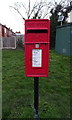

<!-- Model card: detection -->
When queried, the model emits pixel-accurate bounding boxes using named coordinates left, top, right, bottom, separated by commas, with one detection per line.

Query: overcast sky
left=0, top=0, right=27, bottom=34
left=0, top=0, right=70, bottom=34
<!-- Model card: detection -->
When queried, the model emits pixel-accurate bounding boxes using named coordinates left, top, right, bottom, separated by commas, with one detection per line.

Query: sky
left=0, top=0, right=27, bottom=34
left=0, top=0, right=54, bottom=34
left=0, top=0, right=71, bottom=34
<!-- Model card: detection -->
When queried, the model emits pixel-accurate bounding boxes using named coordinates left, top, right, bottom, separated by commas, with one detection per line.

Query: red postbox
left=24, top=19, right=50, bottom=77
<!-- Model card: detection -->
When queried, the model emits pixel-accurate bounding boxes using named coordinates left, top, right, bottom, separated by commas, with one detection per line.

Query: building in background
left=15, top=31, right=24, bottom=43
left=0, top=23, right=16, bottom=49
left=15, top=31, right=24, bottom=49
left=0, top=23, right=15, bottom=37
left=55, top=23, right=72, bottom=56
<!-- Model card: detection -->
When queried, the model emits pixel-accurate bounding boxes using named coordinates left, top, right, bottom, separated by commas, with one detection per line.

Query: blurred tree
left=10, top=0, right=72, bottom=48
left=50, top=0, right=72, bottom=48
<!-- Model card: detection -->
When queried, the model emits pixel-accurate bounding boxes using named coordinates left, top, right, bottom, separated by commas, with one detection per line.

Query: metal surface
left=55, top=23, right=72, bottom=56
left=34, top=77, right=39, bottom=119
left=24, top=19, right=50, bottom=77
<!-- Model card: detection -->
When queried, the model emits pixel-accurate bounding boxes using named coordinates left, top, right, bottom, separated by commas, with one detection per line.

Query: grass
left=2, top=49, right=71, bottom=119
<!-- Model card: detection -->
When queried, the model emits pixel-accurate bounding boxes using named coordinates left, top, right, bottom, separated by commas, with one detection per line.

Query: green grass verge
left=2, top=49, right=71, bottom=119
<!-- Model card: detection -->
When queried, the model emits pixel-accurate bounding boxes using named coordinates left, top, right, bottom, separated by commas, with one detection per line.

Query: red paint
left=24, top=19, right=50, bottom=77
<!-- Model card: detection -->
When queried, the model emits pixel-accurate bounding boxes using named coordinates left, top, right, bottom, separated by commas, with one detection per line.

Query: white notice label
left=32, top=49, right=42, bottom=67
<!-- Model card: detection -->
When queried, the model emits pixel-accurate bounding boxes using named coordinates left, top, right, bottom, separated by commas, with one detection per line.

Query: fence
left=0, top=37, right=16, bottom=49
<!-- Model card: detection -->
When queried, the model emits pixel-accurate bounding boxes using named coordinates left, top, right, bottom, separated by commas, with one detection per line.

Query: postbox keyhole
left=35, top=44, right=39, bottom=48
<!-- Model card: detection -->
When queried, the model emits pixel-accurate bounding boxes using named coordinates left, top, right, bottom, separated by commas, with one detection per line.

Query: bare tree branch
left=28, top=0, right=30, bottom=19
left=20, top=2, right=29, bottom=18
left=10, top=0, right=51, bottom=19
left=28, top=1, right=38, bottom=19
left=32, top=0, right=47, bottom=19
left=10, top=6, right=25, bottom=20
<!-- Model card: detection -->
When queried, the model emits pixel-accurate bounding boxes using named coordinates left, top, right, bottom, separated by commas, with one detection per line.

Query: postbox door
left=25, top=43, right=49, bottom=77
